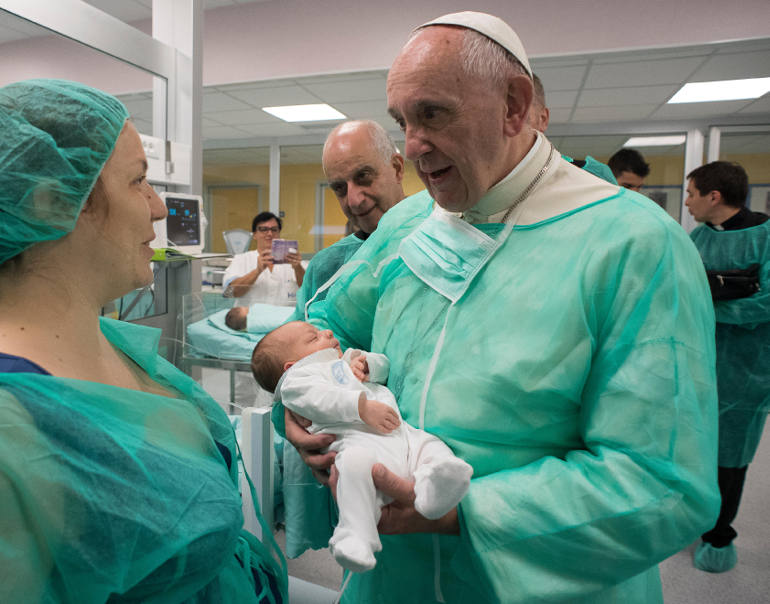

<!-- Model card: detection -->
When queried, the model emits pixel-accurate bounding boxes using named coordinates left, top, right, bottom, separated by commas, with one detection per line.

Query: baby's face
left=232, top=307, right=248, bottom=321
left=284, top=322, right=342, bottom=360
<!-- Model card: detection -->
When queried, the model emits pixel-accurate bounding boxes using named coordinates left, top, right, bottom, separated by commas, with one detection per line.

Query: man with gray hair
left=284, top=11, right=719, bottom=603
left=290, top=119, right=405, bottom=322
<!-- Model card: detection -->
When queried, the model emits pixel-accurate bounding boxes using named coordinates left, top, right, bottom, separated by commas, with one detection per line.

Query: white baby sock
left=329, top=534, right=378, bottom=573
left=413, top=457, right=473, bottom=519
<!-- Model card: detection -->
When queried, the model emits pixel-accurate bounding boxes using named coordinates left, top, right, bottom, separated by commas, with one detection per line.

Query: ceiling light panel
left=624, top=135, right=686, bottom=147
left=262, top=104, right=346, bottom=122
left=668, top=77, right=770, bottom=103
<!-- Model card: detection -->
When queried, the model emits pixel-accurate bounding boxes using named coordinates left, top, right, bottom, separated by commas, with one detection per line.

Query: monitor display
left=151, top=193, right=206, bottom=256
left=166, top=196, right=201, bottom=247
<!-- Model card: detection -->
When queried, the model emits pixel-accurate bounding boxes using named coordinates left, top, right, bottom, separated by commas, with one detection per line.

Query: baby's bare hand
left=359, top=399, right=400, bottom=434
left=350, top=355, right=369, bottom=381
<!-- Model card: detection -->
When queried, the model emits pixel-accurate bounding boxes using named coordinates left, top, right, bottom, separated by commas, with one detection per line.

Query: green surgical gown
left=562, top=154, right=618, bottom=185
left=0, top=318, right=287, bottom=603
left=313, top=186, right=719, bottom=603
left=691, top=221, right=770, bottom=468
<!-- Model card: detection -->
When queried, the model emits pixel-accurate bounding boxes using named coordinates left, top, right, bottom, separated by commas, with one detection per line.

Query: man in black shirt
left=687, top=161, right=770, bottom=573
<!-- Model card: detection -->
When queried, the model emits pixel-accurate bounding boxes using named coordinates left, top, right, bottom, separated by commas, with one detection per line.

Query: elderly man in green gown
left=290, top=120, right=406, bottom=322
left=282, top=11, right=720, bottom=603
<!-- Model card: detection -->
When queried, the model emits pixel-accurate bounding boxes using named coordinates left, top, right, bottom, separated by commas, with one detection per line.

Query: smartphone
left=271, top=238, right=298, bottom=263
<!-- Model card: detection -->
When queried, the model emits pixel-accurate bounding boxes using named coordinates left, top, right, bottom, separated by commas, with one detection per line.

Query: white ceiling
left=190, top=38, right=770, bottom=162
left=1, top=1, right=768, bottom=163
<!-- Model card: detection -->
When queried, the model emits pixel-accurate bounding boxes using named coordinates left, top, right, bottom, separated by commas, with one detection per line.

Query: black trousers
left=701, top=465, right=749, bottom=548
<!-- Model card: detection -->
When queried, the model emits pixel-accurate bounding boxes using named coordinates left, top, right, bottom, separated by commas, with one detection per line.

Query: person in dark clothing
left=687, top=160, right=770, bottom=573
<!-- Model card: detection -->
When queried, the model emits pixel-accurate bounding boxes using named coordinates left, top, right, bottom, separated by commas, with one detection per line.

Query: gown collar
left=461, top=132, right=549, bottom=224
left=99, top=317, right=160, bottom=375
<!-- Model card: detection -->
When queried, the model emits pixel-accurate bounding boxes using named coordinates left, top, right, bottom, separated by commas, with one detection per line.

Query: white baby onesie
left=274, top=347, right=473, bottom=573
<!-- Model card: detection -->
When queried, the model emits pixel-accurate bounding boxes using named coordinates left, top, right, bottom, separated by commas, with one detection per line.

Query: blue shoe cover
left=694, top=541, right=737, bottom=573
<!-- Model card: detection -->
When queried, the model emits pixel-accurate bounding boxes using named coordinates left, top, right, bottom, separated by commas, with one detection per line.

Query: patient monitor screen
left=165, top=196, right=201, bottom=247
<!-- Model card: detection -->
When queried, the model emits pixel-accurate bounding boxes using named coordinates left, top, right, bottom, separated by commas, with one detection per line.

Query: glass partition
left=716, top=126, right=770, bottom=213
left=203, top=144, right=341, bottom=256
left=278, top=144, right=329, bottom=256
left=203, top=147, right=270, bottom=254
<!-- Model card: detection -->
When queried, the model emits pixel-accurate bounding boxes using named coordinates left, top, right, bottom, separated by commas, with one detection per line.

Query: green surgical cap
left=0, top=79, right=129, bottom=264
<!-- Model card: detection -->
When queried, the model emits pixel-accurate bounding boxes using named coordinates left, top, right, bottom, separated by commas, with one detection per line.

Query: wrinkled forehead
left=325, top=147, right=383, bottom=181
left=390, top=25, right=463, bottom=78
left=387, top=27, right=467, bottom=111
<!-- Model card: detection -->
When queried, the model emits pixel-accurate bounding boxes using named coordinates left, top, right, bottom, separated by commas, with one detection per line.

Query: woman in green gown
left=0, top=79, right=287, bottom=603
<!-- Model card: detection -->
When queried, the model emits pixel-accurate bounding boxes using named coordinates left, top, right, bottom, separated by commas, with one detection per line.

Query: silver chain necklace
left=500, top=142, right=557, bottom=224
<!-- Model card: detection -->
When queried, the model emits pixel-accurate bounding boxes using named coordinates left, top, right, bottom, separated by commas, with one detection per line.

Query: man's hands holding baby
left=359, top=398, right=400, bottom=434
left=284, top=407, right=336, bottom=485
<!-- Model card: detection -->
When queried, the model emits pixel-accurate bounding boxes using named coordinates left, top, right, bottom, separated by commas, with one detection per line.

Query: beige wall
left=718, top=153, right=770, bottom=184
left=204, top=152, right=770, bottom=253
left=595, top=152, right=770, bottom=187
left=203, top=159, right=427, bottom=254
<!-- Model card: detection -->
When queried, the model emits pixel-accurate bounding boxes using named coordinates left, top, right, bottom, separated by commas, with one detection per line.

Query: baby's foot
left=414, top=458, right=473, bottom=519
left=329, top=535, right=377, bottom=573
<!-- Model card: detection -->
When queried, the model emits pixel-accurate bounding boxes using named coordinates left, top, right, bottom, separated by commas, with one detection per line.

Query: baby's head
left=225, top=306, right=248, bottom=331
left=251, top=321, right=341, bottom=392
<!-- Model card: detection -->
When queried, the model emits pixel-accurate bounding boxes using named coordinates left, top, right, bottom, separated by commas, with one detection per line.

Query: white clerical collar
left=461, top=132, right=547, bottom=223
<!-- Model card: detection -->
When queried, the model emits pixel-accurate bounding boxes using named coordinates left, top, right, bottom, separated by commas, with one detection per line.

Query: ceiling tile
left=212, top=108, right=284, bottom=125
left=737, top=96, right=770, bottom=114
left=298, top=70, right=387, bottom=85
left=203, top=91, right=253, bottom=112
left=541, top=89, right=579, bottom=109
left=237, top=122, right=310, bottom=137
left=578, top=85, right=678, bottom=107
left=225, top=85, right=321, bottom=107
left=544, top=107, right=572, bottom=123
left=585, top=57, right=707, bottom=88
left=690, top=50, right=770, bottom=82
left=592, top=47, right=711, bottom=64
left=713, top=38, right=770, bottom=55
left=221, top=79, right=298, bottom=92
left=330, top=100, right=389, bottom=120
left=571, top=104, right=659, bottom=123
left=302, top=78, right=387, bottom=103
left=530, top=64, right=587, bottom=91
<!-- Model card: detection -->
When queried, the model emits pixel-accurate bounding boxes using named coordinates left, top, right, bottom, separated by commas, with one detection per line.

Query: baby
left=225, top=306, right=248, bottom=331
left=251, top=321, right=473, bottom=573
